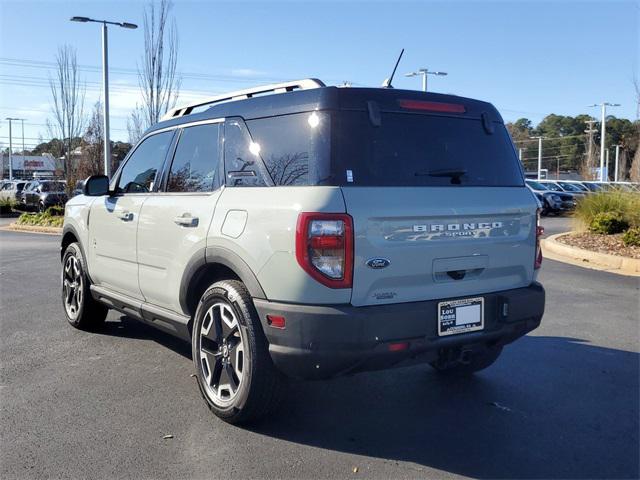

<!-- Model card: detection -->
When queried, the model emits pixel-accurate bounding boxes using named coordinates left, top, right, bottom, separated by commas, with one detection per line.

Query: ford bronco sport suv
left=61, top=79, right=545, bottom=423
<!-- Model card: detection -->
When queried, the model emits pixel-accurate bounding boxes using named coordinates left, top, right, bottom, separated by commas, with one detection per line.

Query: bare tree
left=131, top=0, right=181, bottom=135
left=77, top=101, right=106, bottom=180
left=127, top=104, right=146, bottom=144
left=48, top=45, right=86, bottom=176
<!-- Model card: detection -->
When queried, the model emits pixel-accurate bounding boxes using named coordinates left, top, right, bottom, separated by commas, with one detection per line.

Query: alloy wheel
left=198, top=302, right=246, bottom=407
left=62, top=255, right=83, bottom=320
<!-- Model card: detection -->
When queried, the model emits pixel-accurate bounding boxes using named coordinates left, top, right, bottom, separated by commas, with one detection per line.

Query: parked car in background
left=580, top=181, right=605, bottom=192
left=526, top=180, right=576, bottom=215
left=0, top=180, right=27, bottom=202
left=20, top=180, right=67, bottom=212
left=540, top=180, right=587, bottom=199
left=555, top=180, right=590, bottom=194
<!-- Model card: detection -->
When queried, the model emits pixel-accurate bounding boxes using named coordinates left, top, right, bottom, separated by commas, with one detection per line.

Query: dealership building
left=1, top=153, right=61, bottom=179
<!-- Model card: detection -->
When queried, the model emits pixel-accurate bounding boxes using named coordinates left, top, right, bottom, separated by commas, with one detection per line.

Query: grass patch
left=0, top=198, right=17, bottom=214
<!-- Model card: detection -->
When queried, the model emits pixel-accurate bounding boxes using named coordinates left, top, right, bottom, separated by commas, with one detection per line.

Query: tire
left=61, top=242, right=108, bottom=330
left=38, top=202, right=45, bottom=213
left=430, top=346, right=503, bottom=376
left=192, top=280, right=285, bottom=424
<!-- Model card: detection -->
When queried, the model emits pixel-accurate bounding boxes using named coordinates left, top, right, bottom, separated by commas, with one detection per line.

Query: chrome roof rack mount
left=161, top=78, right=326, bottom=121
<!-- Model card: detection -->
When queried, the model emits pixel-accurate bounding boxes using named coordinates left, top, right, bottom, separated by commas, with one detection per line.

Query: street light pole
left=614, top=145, right=620, bottom=182
left=20, top=118, right=25, bottom=171
left=6, top=118, right=13, bottom=180
left=589, top=102, right=620, bottom=182
left=70, top=16, right=137, bottom=178
left=405, top=68, right=448, bottom=92
left=102, top=23, right=110, bottom=177
left=531, top=136, right=545, bottom=180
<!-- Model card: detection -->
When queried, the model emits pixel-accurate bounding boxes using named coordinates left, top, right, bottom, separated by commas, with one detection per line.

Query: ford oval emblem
left=366, top=258, right=390, bottom=269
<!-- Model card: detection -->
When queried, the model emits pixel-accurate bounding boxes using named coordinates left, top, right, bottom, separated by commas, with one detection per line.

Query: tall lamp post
left=589, top=102, right=620, bottom=182
left=5, top=117, right=23, bottom=180
left=70, top=16, right=137, bottom=178
left=405, top=68, right=448, bottom=92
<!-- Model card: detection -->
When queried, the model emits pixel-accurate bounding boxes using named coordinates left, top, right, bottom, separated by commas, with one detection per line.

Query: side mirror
left=83, top=175, right=110, bottom=196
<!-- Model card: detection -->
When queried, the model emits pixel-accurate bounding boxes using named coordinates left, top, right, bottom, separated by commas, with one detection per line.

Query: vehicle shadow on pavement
left=249, top=335, right=639, bottom=480
left=100, top=316, right=192, bottom=359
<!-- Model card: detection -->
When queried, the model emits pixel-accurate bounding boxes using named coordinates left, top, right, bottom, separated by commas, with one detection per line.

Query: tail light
left=534, top=209, right=544, bottom=269
left=398, top=99, right=466, bottom=113
left=296, top=213, right=353, bottom=288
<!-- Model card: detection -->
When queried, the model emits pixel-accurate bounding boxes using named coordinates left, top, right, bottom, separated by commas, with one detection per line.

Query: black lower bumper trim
left=254, top=283, right=545, bottom=380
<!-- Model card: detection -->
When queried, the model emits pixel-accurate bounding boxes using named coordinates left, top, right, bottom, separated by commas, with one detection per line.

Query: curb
left=2, top=223, right=63, bottom=235
left=541, top=233, right=640, bottom=277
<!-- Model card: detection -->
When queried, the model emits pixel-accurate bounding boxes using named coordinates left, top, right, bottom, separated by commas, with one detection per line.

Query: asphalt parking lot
left=1, top=217, right=638, bottom=480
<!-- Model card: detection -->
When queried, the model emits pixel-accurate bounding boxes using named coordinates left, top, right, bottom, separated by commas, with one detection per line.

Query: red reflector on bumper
left=267, top=315, right=286, bottom=329
left=388, top=342, right=410, bottom=352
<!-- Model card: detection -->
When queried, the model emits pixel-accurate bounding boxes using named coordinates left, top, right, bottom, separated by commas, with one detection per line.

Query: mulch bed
left=557, top=232, right=640, bottom=260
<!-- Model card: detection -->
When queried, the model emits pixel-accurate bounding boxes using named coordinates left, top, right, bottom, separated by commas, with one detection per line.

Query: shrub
left=45, top=205, right=65, bottom=217
left=575, top=191, right=640, bottom=230
left=16, top=212, right=63, bottom=228
left=622, top=227, right=640, bottom=247
left=589, top=211, right=629, bottom=235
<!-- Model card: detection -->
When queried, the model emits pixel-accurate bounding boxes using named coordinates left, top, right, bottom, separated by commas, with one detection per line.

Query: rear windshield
left=331, top=112, right=523, bottom=187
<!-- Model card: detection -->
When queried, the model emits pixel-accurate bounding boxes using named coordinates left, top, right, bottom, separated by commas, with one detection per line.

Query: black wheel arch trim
left=179, top=245, right=267, bottom=315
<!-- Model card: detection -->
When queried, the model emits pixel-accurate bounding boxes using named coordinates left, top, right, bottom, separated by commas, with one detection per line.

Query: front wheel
left=61, top=242, right=108, bottom=330
left=192, top=280, right=285, bottom=424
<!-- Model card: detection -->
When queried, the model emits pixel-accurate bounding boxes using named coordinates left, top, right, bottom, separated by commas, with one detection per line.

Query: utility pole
left=531, top=136, right=545, bottom=180
left=589, top=102, right=620, bottom=182
left=614, top=145, right=620, bottom=182
left=584, top=120, right=597, bottom=178
left=518, top=148, right=523, bottom=162
left=605, top=150, right=610, bottom=181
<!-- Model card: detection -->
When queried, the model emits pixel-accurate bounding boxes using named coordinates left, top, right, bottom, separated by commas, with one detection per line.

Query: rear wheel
left=192, top=280, right=285, bottom=424
left=61, top=242, right=108, bottom=330
left=430, top=346, right=503, bottom=376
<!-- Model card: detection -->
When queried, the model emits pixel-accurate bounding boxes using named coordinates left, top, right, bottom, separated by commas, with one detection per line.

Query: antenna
left=382, top=48, right=404, bottom=88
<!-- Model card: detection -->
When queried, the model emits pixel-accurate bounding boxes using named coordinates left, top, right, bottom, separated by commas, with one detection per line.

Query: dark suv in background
left=20, top=180, right=67, bottom=211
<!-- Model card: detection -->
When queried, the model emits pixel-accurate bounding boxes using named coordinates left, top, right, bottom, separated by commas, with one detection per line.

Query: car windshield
left=526, top=180, right=548, bottom=190
left=40, top=182, right=65, bottom=192
left=558, top=182, right=582, bottom=192
left=542, top=182, right=563, bottom=192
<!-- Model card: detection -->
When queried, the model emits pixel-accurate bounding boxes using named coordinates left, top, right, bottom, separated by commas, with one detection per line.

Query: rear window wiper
left=415, top=168, right=467, bottom=184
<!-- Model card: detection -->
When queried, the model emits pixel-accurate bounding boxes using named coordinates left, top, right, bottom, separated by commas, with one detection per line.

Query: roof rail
left=161, top=78, right=326, bottom=121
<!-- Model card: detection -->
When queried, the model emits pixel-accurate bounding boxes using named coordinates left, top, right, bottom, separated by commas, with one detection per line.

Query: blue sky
left=0, top=0, right=638, bottom=147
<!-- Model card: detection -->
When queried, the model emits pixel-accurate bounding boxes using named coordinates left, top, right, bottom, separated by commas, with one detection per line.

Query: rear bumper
left=254, top=283, right=545, bottom=379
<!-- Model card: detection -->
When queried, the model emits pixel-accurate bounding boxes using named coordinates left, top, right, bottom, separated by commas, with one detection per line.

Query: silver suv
left=61, top=79, right=545, bottom=423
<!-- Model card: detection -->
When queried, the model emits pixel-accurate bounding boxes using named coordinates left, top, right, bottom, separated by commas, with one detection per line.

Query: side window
left=224, top=119, right=268, bottom=187
left=167, top=123, right=220, bottom=192
left=117, top=131, right=173, bottom=193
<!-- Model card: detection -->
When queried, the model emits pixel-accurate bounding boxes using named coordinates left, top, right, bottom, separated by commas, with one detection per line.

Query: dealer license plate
left=438, top=297, right=484, bottom=336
